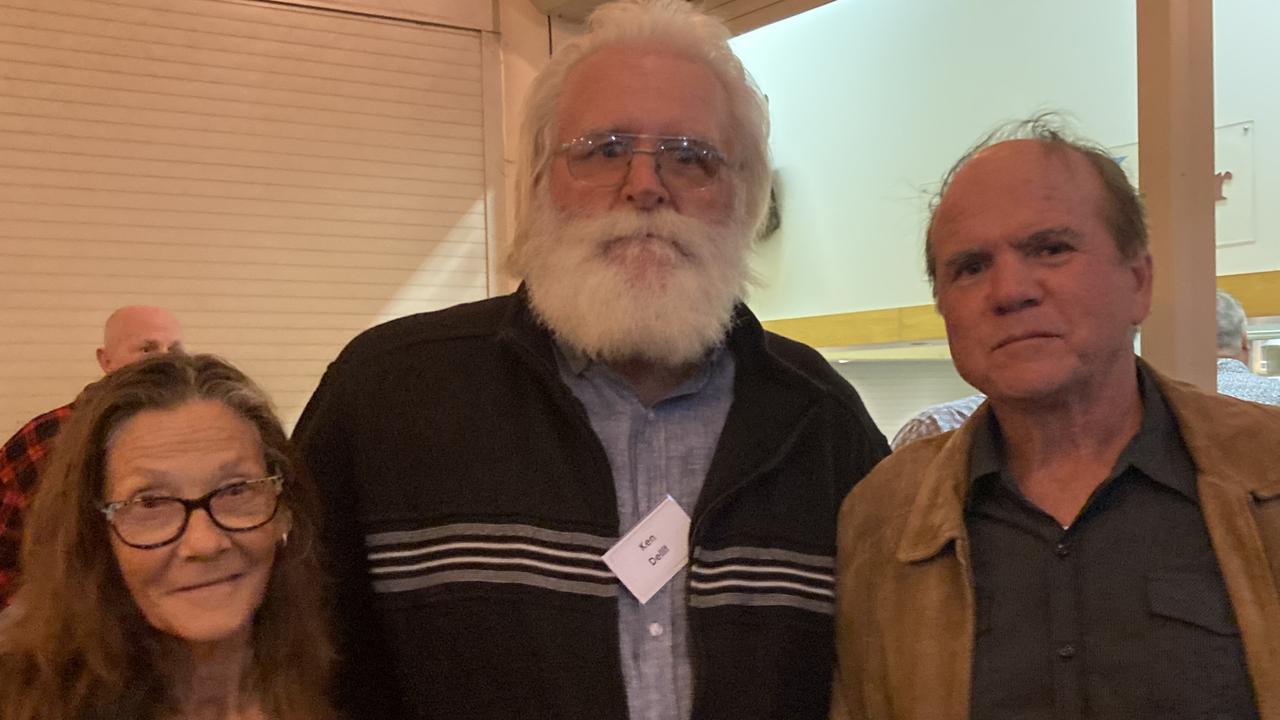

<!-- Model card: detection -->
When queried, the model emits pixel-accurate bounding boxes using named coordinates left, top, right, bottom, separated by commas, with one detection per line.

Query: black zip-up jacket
left=293, top=289, right=888, bottom=720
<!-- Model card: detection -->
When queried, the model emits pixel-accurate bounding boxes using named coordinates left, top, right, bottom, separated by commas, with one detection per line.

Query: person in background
left=890, top=393, right=987, bottom=450
left=0, top=354, right=333, bottom=720
left=1215, top=289, right=1280, bottom=405
left=0, top=305, right=185, bottom=606
left=293, top=1, right=887, bottom=718
left=832, top=117, right=1280, bottom=719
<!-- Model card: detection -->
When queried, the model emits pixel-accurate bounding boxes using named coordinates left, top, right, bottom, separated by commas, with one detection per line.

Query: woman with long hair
left=0, top=353, right=334, bottom=720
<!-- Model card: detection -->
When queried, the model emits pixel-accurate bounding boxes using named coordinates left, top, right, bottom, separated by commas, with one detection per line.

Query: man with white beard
left=294, top=2, right=888, bottom=719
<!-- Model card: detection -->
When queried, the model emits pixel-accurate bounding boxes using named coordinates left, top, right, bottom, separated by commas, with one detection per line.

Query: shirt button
left=1055, top=543, right=1069, bottom=558
left=1057, top=644, right=1077, bottom=659
left=648, top=622, right=665, bottom=637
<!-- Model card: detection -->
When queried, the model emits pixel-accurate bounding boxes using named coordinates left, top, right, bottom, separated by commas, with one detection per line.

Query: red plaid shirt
left=0, top=403, right=73, bottom=606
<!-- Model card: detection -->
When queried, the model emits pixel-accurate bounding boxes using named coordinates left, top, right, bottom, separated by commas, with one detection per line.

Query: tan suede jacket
left=832, top=368, right=1280, bottom=720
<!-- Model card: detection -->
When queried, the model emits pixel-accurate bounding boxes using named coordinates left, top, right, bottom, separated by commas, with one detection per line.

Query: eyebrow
left=1012, top=226, right=1081, bottom=251
left=110, top=474, right=175, bottom=500
left=942, top=248, right=991, bottom=275
left=574, top=127, right=635, bottom=139
left=576, top=129, right=710, bottom=142
left=942, top=226, right=1083, bottom=274
left=112, top=460, right=262, bottom=497
left=118, top=459, right=260, bottom=483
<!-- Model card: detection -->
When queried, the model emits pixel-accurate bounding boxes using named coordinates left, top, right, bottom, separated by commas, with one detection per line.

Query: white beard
left=515, top=193, right=756, bottom=368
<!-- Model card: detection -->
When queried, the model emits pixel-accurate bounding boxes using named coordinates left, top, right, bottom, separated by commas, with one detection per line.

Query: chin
left=170, top=618, right=254, bottom=646
left=984, top=367, right=1081, bottom=405
left=528, top=260, right=735, bottom=367
left=144, top=583, right=268, bottom=646
left=958, top=355, right=1061, bottom=399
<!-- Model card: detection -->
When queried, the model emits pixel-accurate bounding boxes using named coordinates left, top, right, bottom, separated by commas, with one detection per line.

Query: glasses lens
left=112, top=498, right=186, bottom=547
left=209, top=481, right=280, bottom=530
left=657, top=140, right=721, bottom=189
left=563, top=134, right=724, bottom=190
left=565, top=135, right=633, bottom=186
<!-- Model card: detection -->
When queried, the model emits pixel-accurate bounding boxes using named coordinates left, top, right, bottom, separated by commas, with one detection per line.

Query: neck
left=989, top=358, right=1143, bottom=527
left=607, top=356, right=701, bottom=407
left=169, top=630, right=261, bottom=720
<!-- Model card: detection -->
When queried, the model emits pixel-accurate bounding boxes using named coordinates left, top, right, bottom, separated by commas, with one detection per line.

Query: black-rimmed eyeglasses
left=98, top=476, right=284, bottom=550
left=557, top=132, right=728, bottom=191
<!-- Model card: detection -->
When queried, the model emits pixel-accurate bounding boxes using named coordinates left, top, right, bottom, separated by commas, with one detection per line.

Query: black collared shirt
left=966, top=365, right=1259, bottom=720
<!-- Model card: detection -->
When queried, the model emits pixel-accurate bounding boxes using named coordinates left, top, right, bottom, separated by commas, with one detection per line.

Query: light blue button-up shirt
left=557, top=344, right=735, bottom=720
left=1217, top=357, right=1280, bottom=405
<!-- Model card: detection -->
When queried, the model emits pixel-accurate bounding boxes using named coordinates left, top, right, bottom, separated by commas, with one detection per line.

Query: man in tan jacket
left=832, top=118, right=1280, bottom=720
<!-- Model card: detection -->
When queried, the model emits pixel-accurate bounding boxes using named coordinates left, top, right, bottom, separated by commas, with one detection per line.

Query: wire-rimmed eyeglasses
left=557, top=132, right=728, bottom=191
left=98, top=476, right=284, bottom=550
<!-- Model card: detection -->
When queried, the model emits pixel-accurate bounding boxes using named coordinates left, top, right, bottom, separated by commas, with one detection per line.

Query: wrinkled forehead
left=105, top=399, right=265, bottom=490
left=934, top=140, right=1109, bottom=234
left=107, top=314, right=182, bottom=349
left=555, top=43, right=733, bottom=146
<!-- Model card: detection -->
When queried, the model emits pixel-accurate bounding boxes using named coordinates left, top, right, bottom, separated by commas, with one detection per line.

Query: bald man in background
left=0, top=305, right=183, bottom=606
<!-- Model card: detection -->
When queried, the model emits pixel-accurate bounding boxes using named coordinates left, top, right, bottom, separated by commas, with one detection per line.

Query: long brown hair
left=0, top=354, right=334, bottom=720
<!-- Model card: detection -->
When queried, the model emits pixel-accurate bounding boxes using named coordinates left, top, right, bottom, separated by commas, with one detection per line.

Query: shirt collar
left=1217, top=357, right=1250, bottom=374
left=555, top=338, right=593, bottom=376
left=553, top=338, right=728, bottom=403
left=967, top=360, right=1197, bottom=503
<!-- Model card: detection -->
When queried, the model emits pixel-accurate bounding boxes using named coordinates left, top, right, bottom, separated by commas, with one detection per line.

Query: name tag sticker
left=603, top=496, right=691, bottom=604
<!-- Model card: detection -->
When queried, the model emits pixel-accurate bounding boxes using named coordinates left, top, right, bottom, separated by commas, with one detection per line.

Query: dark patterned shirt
left=966, top=367, right=1257, bottom=720
left=0, top=404, right=73, bottom=606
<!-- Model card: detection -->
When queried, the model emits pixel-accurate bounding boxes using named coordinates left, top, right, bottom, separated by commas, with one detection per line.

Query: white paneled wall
left=269, top=0, right=495, bottom=31
left=0, top=0, right=494, bottom=433
left=831, top=359, right=978, bottom=442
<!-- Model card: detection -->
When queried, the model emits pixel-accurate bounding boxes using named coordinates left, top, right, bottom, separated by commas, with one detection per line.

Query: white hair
left=506, top=0, right=771, bottom=277
left=1216, top=290, right=1248, bottom=351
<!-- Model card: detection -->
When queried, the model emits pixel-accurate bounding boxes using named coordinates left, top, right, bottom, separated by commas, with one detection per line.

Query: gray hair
left=1216, top=290, right=1248, bottom=351
left=506, top=0, right=772, bottom=277
left=925, top=113, right=1147, bottom=293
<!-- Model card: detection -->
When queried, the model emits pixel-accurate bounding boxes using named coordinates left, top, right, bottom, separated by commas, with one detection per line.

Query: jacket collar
left=895, top=399, right=988, bottom=563
left=894, top=359, right=1280, bottom=563
left=1152, top=365, right=1280, bottom=500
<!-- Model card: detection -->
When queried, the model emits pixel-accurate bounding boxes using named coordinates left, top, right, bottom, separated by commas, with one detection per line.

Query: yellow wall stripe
left=762, top=270, right=1280, bottom=348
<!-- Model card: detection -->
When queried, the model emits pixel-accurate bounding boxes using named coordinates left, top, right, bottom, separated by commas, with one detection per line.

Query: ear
left=275, top=506, right=294, bottom=543
left=1128, top=253, right=1154, bottom=325
left=95, top=347, right=111, bottom=374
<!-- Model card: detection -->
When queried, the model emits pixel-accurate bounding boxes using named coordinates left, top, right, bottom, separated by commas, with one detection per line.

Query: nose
left=177, top=508, right=232, bottom=558
left=988, top=257, right=1042, bottom=316
left=619, top=151, right=669, bottom=211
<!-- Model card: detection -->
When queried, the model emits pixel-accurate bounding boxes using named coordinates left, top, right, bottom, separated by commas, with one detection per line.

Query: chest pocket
left=1144, top=572, right=1258, bottom=720
left=1148, top=572, right=1239, bottom=635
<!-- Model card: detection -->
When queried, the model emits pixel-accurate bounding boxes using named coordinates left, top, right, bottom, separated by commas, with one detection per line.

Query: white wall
left=1213, top=0, right=1280, bottom=277
left=732, top=0, right=1280, bottom=321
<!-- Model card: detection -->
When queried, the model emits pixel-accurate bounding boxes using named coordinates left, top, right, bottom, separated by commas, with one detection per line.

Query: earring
left=279, top=530, right=289, bottom=548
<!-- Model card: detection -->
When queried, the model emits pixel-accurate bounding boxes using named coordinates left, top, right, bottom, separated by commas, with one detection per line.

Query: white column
left=1136, top=0, right=1217, bottom=390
